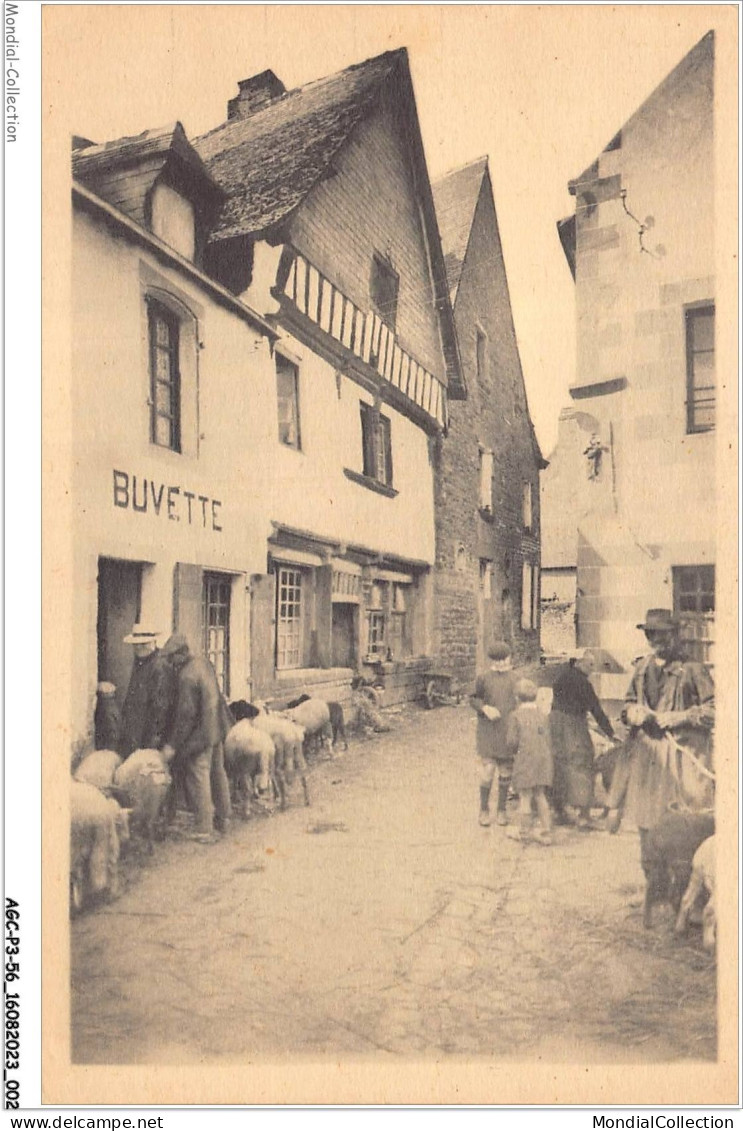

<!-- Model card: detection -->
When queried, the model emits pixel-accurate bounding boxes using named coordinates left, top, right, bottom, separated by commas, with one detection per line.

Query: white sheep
left=675, top=834, right=716, bottom=951
left=113, top=749, right=172, bottom=853
left=70, top=780, right=130, bottom=913
left=251, top=709, right=310, bottom=807
left=224, top=720, right=278, bottom=816
left=283, top=697, right=333, bottom=759
left=73, top=749, right=122, bottom=791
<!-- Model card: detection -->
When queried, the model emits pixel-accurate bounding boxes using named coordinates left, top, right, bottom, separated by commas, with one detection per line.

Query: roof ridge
left=200, top=47, right=405, bottom=142
left=432, top=154, right=489, bottom=186
left=73, top=121, right=183, bottom=159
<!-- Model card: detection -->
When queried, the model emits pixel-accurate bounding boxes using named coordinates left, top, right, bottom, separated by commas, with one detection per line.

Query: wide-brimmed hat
left=122, top=623, right=160, bottom=645
left=636, top=609, right=678, bottom=632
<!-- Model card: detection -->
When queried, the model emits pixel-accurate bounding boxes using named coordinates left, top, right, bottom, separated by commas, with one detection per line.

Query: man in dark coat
left=119, top=625, right=177, bottom=759
left=161, top=634, right=233, bottom=842
left=607, top=609, right=714, bottom=838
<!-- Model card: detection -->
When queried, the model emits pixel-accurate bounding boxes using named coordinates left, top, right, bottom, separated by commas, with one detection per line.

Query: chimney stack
left=227, top=71, right=286, bottom=120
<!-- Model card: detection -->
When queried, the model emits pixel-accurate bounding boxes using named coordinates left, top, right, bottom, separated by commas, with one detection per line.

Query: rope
left=666, top=731, right=716, bottom=782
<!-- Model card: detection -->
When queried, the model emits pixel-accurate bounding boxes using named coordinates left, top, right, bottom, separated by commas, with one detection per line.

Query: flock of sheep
left=70, top=695, right=348, bottom=914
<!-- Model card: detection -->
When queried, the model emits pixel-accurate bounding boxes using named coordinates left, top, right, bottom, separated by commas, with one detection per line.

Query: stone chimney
left=227, top=71, right=286, bottom=120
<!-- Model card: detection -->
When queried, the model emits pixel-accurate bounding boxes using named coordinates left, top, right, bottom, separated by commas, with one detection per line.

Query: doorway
left=97, top=558, right=143, bottom=710
left=332, top=603, right=357, bottom=668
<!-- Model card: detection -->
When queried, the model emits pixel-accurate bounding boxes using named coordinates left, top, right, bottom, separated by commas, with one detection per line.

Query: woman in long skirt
left=549, top=649, right=615, bottom=828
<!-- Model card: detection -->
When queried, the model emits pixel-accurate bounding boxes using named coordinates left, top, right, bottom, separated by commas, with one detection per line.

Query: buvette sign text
left=112, top=469, right=222, bottom=531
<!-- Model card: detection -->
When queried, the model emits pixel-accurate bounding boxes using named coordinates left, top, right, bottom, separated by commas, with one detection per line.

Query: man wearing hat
left=119, top=624, right=178, bottom=760
left=160, top=634, right=233, bottom=843
left=606, top=609, right=714, bottom=839
left=470, top=641, right=519, bottom=827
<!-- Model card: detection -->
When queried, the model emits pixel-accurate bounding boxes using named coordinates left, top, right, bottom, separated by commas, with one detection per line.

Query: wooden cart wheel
left=359, top=685, right=381, bottom=708
left=424, top=679, right=438, bottom=710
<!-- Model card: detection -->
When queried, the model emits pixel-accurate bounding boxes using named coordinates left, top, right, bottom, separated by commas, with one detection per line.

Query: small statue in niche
left=583, top=433, right=609, bottom=481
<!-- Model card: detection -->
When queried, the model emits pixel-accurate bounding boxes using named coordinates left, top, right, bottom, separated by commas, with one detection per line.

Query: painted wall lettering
left=112, top=470, right=223, bottom=531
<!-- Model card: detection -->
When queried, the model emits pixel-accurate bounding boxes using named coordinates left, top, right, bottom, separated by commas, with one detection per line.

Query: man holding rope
left=606, top=608, right=715, bottom=851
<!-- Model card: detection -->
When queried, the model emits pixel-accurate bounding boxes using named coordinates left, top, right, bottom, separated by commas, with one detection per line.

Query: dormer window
left=150, top=182, right=196, bottom=261
left=370, top=253, right=399, bottom=330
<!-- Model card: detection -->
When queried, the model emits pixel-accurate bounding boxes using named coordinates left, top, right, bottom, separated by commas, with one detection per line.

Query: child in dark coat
left=505, top=678, right=554, bottom=844
left=94, top=682, right=121, bottom=752
left=470, top=641, right=519, bottom=827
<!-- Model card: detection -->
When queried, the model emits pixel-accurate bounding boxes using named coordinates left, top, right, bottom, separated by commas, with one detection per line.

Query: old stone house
left=543, top=31, right=716, bottom=703
left=71, top=123, right=277, bottom=748
left=194, top=50, right=464, bottom=704
left=431, top=158, right=546, bottom=679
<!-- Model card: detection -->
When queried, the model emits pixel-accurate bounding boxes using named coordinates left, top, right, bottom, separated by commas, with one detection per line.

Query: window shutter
left=531, top=565, right=539, bottom=631
left=523, top=483, right=533, bottom=530
left=173, top=562, right=204, bottom=654
left=250, top=572, right=277, bottom=694
left=521, top=562, right=532, bottom=631
left=360, top=403, right=375, bottom=478
left=479, top=450, right=493, bottom=510
left=382, top=417, right=393, bottom=486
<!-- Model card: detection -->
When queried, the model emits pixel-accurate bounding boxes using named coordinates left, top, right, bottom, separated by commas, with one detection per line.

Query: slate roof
left=433, top=156, right=547, bottom=468
left=72, top=121, right=224, bottom=228
left=195, top=48, right=464, bottom=398
left=195, top=51, right=402, bottom=241
left=431, top=157, right=488, bottom=303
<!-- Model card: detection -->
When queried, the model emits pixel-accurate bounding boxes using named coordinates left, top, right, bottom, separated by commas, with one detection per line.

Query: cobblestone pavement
left=71, top=704, right=716, bottom=1064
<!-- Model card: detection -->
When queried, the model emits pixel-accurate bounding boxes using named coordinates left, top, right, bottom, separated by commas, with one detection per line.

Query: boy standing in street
left=471, top=641, right=518, bottom=827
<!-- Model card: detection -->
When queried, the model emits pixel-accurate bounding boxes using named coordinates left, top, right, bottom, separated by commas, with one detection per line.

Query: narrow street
left=71, top=704, right=716, bottom=1065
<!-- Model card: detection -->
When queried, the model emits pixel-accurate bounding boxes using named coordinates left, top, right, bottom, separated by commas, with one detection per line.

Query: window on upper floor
left=360, top=402, right=393, bottom=487
left=479, top=559, right=493, bottom=599
left=476, top=327, right=488, bottom=384
left=479, top=449, right=494, bottom=512
left=148, top=298, right=181, bottom=452
left=276, top=354, right=301, bottom=450
left=370, top=253, right=399, bottom=331
left=685, top=304, right=715, bottom=433
left=523, top=482, right=533, bottom=531
left=673, top=564, right=715, bottom=665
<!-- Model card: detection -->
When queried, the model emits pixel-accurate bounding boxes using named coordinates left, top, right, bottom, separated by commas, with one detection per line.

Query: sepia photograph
left=37, top=0, right=738, bottom=1110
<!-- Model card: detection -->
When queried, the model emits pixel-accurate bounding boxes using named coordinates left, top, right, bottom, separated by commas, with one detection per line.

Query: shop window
left=276, top=566, right=304, bottom=670
left=367, top=610, right=386, bottom=657
left=523, top=482, right=533, bottom=531
left=202, top=572, right=231, bottom=696
left=370, top=253, right=399, bottom=330
left=388, top=584, right=408, bottom=659
left=673, top=564, right=715, bottom=663
left=276, top=354, right=301, bottom=449
left=521, top=562, right=539, bottom=631
left=148, top=299, right=181, bottom=451
left=685, top=304, right=715, bottom=433
left=360, top=402, right=393, bottom=487
left=479, top=449, right=493, bottom=511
